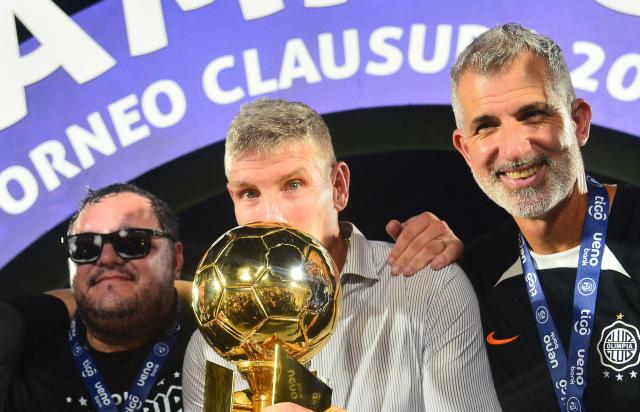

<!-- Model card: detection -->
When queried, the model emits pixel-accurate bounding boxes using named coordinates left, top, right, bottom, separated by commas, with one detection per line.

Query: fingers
left=262, top=403, right=343, bottom=412
left=394, top=229, right=448, bottom=276
left=429, top=233, right=464, bottom=271
left=387, top=218, right=418, bottom=271
left=385, top=219, right=403, bottom=242
left=387, top=212, right=465, bottom=275
left=388, top=212, right=436, bottom=261
left=388, top=212, right=445, bottom=275
left=263, top=402, right=312, bottom=412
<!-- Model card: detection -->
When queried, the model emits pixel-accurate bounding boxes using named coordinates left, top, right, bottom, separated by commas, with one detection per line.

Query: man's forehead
left=73, top=192, right=158, bottom=232
left=230, top=143, right=326, bottom=175
left=234, top=138, right=317, bottom=158
left=458, top=58, right=551, bottom=113
left=459, top=54, right=549, bottom=91
left=230, top=165, right=310, bottom=187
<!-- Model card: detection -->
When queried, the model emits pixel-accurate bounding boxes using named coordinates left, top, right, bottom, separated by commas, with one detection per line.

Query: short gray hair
left=450, top=23, right=575, bottom=130
left=224, top=98, right=336, bottom=178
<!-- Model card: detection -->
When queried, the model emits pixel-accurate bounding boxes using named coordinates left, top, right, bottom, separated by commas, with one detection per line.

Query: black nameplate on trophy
left=272, top=345, right=332, bottom=412
left=204, top=361, right=234, bottom=412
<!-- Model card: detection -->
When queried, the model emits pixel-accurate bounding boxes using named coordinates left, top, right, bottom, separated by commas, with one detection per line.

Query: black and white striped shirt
left=183, top=224, right=500, bottom=411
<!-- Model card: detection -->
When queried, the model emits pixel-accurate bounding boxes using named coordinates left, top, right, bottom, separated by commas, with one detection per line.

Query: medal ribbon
left=69, top=304, right=181, bottom=411
left=519, top=176, right=609, bottom=412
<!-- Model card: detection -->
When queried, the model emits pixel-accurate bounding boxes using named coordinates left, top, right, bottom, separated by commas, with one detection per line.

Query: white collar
left=495, top=244, right=630, bottom=287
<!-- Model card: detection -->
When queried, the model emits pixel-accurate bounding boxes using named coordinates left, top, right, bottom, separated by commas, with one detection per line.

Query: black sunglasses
left=61, top=228, right=174, bottom=264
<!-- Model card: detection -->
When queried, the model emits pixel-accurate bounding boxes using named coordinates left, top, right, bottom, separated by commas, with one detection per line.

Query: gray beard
left=472, top=141, right=584, bottom=219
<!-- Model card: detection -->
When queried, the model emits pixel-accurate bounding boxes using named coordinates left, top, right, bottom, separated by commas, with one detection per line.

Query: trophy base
left=204, top=345, right=332, bottom=412
left=237, top=360, right=275, bottom=411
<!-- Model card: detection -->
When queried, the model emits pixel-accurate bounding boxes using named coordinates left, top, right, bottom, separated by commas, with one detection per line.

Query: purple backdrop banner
left=0, top=0, right=639, bottom=269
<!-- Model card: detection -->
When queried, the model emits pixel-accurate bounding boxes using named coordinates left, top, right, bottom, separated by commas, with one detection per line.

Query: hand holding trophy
left=192, top=223, right=341, bottom=412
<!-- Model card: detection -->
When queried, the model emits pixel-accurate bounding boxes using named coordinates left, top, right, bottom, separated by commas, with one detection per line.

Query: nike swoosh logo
left=486, top=331, right=519, bottom=345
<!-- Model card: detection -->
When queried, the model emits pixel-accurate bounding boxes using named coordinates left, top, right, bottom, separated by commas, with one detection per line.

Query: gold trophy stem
left=237, top=361, right=275, bottom=412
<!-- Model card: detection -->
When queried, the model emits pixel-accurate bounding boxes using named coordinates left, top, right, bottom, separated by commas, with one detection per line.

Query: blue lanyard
left=519, top=176, right=609, bottom=412
left=68, top=306, right=181, bottom=411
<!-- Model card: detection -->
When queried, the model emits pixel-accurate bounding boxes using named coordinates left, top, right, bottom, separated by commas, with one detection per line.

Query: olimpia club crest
left=597, top=320, right=640, bottom=372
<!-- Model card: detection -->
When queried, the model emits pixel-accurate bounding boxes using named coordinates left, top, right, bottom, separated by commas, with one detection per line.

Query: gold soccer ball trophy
left=192, top=223, right=341, bottom=412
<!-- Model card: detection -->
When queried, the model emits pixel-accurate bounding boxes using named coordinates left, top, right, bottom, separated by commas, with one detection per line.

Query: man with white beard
left=451, top=23, right=640, bottom=411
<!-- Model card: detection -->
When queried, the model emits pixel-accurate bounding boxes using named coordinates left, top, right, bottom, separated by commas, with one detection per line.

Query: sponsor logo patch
left=577, top=277, right=597, bottom=296
left=153, top=342, right=170, bottom=357
left=536, top=305, right=550, bottom=324
left=72, top=342, right=84, bottom=357
left=566, top=396, right=582, bottom=412
left=486, top=331, right=519, bottom=345
left=597, top=319, right=640, bottom=372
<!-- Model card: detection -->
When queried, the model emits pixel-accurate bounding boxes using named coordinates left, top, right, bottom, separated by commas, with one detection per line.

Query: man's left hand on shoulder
left=386, top=211, right=463, bottom=276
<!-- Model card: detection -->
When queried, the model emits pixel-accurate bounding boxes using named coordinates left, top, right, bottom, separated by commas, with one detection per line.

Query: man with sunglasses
left=0, top=179, right=463, bottom=411
left=0, top=183, right=197, bottom=412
